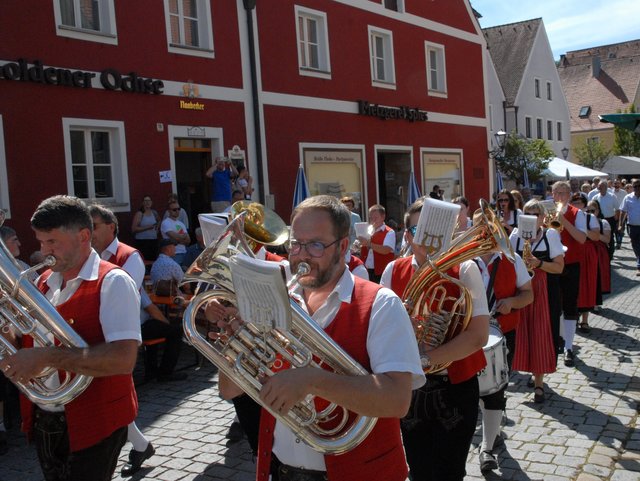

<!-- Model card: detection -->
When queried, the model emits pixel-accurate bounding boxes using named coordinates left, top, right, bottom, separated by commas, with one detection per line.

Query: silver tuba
left=0, top=212, right=93, bottom=405
left=181, top=203, right=377, bottom=454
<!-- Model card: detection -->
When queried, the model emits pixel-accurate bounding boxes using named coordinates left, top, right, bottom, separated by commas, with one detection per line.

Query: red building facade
left=0, top=1, right=490, bottom=252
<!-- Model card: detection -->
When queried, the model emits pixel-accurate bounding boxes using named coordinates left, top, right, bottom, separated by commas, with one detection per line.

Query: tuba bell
left=181, top=203, right=377, bottom=454
left=0, top=212, right=93, bottom=405
left=403, top=199, right=515, bottom=373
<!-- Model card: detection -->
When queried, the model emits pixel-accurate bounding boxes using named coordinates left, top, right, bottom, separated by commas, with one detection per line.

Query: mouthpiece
left=296, top=262, right=311, bottom=276
left=43, top=256, right=57, bottom=268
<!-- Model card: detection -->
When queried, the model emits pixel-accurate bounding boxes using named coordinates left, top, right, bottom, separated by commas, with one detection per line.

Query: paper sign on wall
left=159, top=170, right=172, bottom=183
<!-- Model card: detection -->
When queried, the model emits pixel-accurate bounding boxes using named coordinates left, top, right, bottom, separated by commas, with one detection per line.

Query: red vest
left=485, top=257, right=521, bottom=333
left=361, top=225, right=395, bottom=275
left=20, top=261, right=138, bottom=452
left=560, top=204, right=583, bottom=265
left=107, top=241, right=142, bottom=265
left=256, top=278, right=408, bottom=481
left=347, top=254, right=364, bottom=272
left=264, top=251, right=285, bottom=262
left=389, top=257, right=486, bottom=384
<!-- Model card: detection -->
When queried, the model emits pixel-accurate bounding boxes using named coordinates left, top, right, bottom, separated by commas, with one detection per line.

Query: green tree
left=573, top=138, right=612, bottom=170
left=494, top=131, right=553, bottom=186
left=613, top=104, right=640, bottom=156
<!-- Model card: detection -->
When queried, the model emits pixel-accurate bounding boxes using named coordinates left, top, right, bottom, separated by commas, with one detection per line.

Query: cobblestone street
left=1, top=243, right=638, bottom=481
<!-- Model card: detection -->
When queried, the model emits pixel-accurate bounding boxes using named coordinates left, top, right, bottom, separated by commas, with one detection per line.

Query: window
left=53, top=0, right=117, bottom=45
left=63, top=118, right=130, bottom=211
left=547, top=120, right=553, bottom=140
left=368, top=26, right=395, bottom=88
left=425, top=41, right=447, bottom=96
left=557, top=121, right=563, bottom=141
left=382, top=0, right=405, bottom=12
left=0, top=116, right=10, bottom=218
left=295, top=6, right=331, bottom=78
left=164, top=0, right=214, bottom=58
left=546, top=81, right=552, bottom=101
left=587, top=136, right=600, bottom=145
left=536, top=118, right=543, bottom=139
left=525, top=117, right=532, bottom=138
left=579, top=106, right=591, bottom=118
left=534, top=78, right=540, bottom=98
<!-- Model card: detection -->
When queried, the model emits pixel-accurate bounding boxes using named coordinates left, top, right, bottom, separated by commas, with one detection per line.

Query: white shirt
left=509, top=228, right=565, bottom=259
left=592, top=192, right=619, bottom=218
left=37, top=250, right=141, bottom=411
left=572, top=209, right=588, bottom=233
left=612, top=188, right=627, bottom=209
left=345, top=252, right=369, bottom=280
left=160, top=218, right=188, bottom=254
left=100, top=237, right=145, bottom=290
left=587, top=188, right=599, bottom=201
left=620, top=193, right=640, bottom=225
left=380, top=257, right=490, bottom=318
left=364, top=224, right=396, bottom=269
left=273, top=269, right=425, bottom=470
left=476, top=253, right=530, bottom=291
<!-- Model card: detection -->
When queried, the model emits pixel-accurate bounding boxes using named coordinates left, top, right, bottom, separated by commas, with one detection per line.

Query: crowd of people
left=0, top=173, right=637, bottom=480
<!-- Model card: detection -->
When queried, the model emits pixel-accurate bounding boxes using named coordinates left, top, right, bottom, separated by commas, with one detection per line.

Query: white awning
left=543, top=157, right=608, bottom=180
left=601, top=156, right=640, bottom=176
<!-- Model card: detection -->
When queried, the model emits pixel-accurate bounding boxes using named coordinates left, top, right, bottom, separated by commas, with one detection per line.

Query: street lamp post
left=491, top=130, right=507, bottom=194
left=561, top=147, right=569, bottom=160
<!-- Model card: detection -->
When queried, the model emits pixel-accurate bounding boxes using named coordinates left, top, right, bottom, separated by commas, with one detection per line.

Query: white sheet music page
left=414, top=198, right=460, bottom=257
left=229, top=253, right=291, bottom=331
left=518, top=215, right=538, bottom=240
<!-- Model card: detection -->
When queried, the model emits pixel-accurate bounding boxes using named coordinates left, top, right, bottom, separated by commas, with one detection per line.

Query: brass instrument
left=545, top=202, right=564, bottom=232
left=521, top=235, right=535, bottom=276
left=403, top=199, right=515, bottom=373
left=0, top=212, right=93, bottom=405
left=181, top=204, right=377, bottom=454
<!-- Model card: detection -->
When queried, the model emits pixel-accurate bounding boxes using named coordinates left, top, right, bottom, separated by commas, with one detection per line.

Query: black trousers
left=33, top=407, right=127, bottom=481
left=559, top=263, right=580, bottom=320
left=605, top=217, right=616, bottom=259
left=232, top=393, right=261, bottom=455
left=367, top=268, right=381, bottom=284
left=401, top=375, right=479, bottom=481
left=629, top=225, right=640, bottom=268
left=141, top=319, right=183, bottom=376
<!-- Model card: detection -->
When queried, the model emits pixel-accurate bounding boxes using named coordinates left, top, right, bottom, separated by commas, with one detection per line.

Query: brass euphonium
left=403, top=199, right=515, bottom=373
left=181, top=203, right=377, bottom=454
left=0, top=212, right=93, bottom=405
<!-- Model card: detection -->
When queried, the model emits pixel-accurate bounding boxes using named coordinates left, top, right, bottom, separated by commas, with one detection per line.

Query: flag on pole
left=292, top=164, right=310, bottom=210
left=523, top=167, right=530, bottom=189
left=407, top=171, right=422, bottom=209
left=496, top=170, right=504, bottom=192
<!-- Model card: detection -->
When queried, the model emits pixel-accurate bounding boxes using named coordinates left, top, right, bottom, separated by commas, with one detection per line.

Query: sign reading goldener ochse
left=0, top=58, right=164, bottom=95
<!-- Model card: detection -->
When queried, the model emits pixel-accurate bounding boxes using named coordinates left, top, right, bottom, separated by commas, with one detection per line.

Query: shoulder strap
left=486, top=257, right=501, bottom=312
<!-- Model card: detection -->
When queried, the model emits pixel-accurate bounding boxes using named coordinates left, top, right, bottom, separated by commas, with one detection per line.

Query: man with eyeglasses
left=551, top=181, right=587, bottom=367
left=380, top=197, right=491, bottom=481
left=358, top=204, right=396, bottom=283
left=619, top=180, right=640, bottom=275
left=211, top=195, right=424, bottom=481
left=160, top=201, right=190, bottom=266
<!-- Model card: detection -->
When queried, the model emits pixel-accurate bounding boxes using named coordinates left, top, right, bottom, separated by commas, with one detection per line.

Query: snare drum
left=477, top=323, right=509, bottom=396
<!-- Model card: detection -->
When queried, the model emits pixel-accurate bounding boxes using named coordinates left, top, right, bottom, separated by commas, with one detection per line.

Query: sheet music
left=414, top=198, right=460, bottom=257
left=229, top=253, right=291, bottom=331
left=198, top=213, right=230, bottom=246
left=354, top=222, right=371, bottom=240
left=518, top=215, right=538, bottom=240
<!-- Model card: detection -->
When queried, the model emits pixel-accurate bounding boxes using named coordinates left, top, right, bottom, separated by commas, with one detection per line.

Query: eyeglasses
left=407, top=225, right=418, bottom=236
left=497, top=198, right=509, bottom=203
left=288, top=238, right=342, bottom=258
left=525, top=212, right=542, bottom=217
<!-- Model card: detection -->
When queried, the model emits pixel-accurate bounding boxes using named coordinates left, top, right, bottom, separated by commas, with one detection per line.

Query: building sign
left=0, top=58, right=164, bottom=94
left=303, top=149, right=364, bottom=215
left=186, top=127, right=206, bottom=137
left=180, top=100, right=205, bottom=111
left=422, top=151, right=463, bottom=201
left=358, top=100, right=428, bottom=122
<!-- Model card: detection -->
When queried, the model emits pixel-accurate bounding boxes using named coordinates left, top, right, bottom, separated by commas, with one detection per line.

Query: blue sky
left=471, top=0, right=640, bottom=59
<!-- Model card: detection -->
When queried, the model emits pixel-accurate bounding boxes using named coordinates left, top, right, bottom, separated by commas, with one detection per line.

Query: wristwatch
left=420, top=352, right=432, bottom=369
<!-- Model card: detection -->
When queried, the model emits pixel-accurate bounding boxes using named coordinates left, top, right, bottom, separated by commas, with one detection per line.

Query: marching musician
left=472, top=211, right=533, bottom=473
left=551, top=181, right=587, bottom=367
left=207, top=195, right=424, bottom=481
left=380, top=197, right=490, bottom=481
left=357, top=204, right=395, bottom=283
left=0, top=196, right=140, bottom=481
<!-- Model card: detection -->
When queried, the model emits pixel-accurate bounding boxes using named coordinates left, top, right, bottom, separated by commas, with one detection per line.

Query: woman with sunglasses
left=509, top=200, right=565, bottom=403
left=578, top=200, right=612, bottom=332
left=569, top=194, right=601, bottom=334
left=495, top=190, right=521, bottom=235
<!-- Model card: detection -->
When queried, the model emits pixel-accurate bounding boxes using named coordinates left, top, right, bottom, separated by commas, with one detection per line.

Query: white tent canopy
left=601, top=156, right=640, bottom=177
left=543, top=157, right=608, bottom=180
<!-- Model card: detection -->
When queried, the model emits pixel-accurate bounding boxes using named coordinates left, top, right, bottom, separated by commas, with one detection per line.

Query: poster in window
left=422, top=151, right=462, bottom=202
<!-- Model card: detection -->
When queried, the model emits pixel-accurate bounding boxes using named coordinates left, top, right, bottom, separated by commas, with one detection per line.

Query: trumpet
left=545, top=202, right=564, bottom=232
left=181, top=203, right=377, bottom=454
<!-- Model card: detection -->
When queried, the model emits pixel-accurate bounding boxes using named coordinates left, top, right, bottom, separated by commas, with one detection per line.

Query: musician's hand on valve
left=259, top=367, right=314, bottom=414
left=204, top=299, right=242, bottom=340
left=0, top=347, right=51, bottom=384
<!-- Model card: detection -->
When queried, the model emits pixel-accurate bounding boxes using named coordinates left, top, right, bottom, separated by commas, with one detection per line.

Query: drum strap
left=486, top=257, right=501, bottom=312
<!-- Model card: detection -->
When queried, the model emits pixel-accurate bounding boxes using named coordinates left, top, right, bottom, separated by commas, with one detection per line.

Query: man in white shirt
left=587, top=176, right=601, bottom=201
left=612, top=179, right=628, bottom=249
left=592, top=180, right=619, bottom=257
left=357, top=204, right=396, bottom=283
left=0, top=195, right=140, bottom=481
left=160, top=200, right=190, bottom=266
left=619, top=179, right=640, bottom=275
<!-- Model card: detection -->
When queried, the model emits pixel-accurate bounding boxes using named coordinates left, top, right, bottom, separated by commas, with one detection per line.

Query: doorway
left=174, top=138, right=212, bottom=232
left=377, top=151, right=412, bottom=229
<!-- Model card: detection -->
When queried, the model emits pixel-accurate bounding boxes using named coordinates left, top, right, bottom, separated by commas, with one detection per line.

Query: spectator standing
left=160, top=201, right=190, bottom=266
left=587, top=176, right=601, bottom=200
left=592, top=180, right=618, bottom=258
left=619, top=179, right=640, bottom=275
left=358, top=204, right=396, bottom=283
left=131, top=195, right=160, bottom=262
left=429, top=185, right=443, bottom=200
left=340, top=196, right=362, bottom=247
left=206, top=157, right=238, bottom=212
left=235, top=166, right=254, bottom=200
